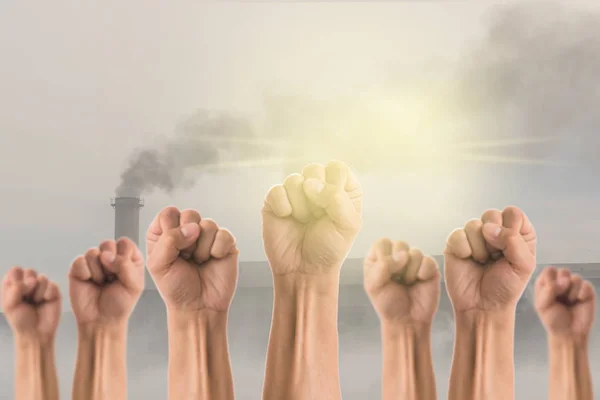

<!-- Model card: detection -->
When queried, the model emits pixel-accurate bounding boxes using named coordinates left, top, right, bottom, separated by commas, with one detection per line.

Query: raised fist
left=1, top=267, right=61, bottom=341
left=444, top=206, right=537, bottom=313
left=69, top=238, right=145, bottom=327
left=146, top=207, right=239, bottom=313
left=534, top=267, right=595, bottom=338
left=364, top=239, right=440, bottom=326
left=262, top=160, right=362, bottom=275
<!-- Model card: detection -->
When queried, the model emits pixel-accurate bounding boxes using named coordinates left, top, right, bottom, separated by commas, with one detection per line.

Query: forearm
left=72, top=323, right=128, bottom=400
left=380, top=323, right=436, bottom=400
left=14, top=335, right=59, bottom=400
left=448, top=310, right=515, bottom=400
left=548, top=335, right=593, bottom=400
left=166, top=309, right=234, bottom=400
left=263, top=273, right=341, bottom=400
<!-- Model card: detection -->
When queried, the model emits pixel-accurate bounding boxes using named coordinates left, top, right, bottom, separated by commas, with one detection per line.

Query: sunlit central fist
left=146, top=207, right=239, bottom=313
left=262, top=160, right=362, bottom=275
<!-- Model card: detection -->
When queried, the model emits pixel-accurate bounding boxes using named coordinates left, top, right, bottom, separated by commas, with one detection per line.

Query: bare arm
left=262, top=274, right=341, bottom=400
left=548, top=335, right=593, bottom=400
left=15, top=335, right=59, bottom=400
left=72, top=323, right=128, bottom=400
left=448, top=310, right=516, bottom=400
left=381, top=323, right=436, bottom=400
left=167, top=309, right=234, bottom=400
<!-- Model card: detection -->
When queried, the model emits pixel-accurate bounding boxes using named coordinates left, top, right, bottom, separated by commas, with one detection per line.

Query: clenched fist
left=262, top=160, right=362, bottom=275
left=1, top=267, right=61, bottom=341
left=69, top=238, right=145, bottom=327
left=444, top=206, right=537, bottom=313
left=534, top=267, right=596, bottom=338
left=146, top=207, right=239, bottom=312
left=364, top=239, right=440, bottom=326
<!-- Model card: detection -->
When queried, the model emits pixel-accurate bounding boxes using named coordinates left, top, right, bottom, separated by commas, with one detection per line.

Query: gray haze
left=1, top=1, right=600, bottom=398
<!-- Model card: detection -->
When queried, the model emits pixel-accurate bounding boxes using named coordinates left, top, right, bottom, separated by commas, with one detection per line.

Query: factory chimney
left=111, top=197, right=152, bottom=288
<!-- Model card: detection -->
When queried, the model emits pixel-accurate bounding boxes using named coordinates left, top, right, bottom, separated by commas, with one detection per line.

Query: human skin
left=69, top=238, right=145, bottom=400
left=146, top=207, right=238, bottom=400
left=364, top=238, right=440, bottom=400
left=444, top=206, right=537, bottom=400
left=261, top=160, right=363, bottom=400
left=1, top=267, right=61, bottom=400
left=534, top=267, right=595, bottom=400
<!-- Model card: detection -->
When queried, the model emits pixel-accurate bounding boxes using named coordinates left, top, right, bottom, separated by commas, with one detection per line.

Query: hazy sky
left=1, top=0, right=600, bottom=297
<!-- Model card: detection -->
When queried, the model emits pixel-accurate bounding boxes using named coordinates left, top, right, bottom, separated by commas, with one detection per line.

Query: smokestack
left=111, top=197, right=144, bottom=245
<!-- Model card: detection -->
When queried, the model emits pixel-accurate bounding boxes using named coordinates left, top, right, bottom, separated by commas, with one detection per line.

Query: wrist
left=15, top=333, right=56, bottom=350
left=548, top=333, right=589, bottom=350
left=272, top=271, right=340, bottom=299
left=167, top=308, right=228, bottom=332
left=381, top=320, right=432, bottom=340
left=454, top=308, right=515, bottom=331
left=77, top=320, right=128, bottom=340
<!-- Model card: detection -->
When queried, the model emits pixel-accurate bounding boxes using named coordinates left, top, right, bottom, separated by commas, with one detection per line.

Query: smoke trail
left=456, top=2, right=600, bottom=166
left=115, top=110, right=265, bottom=197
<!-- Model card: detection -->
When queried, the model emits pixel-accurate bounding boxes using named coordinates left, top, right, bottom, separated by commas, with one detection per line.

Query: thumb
left=482, top=222, right=535, bottom=273
left=147, top=223, right=200, bottom=274
left=303, top=179, right=360, bottom=230
left=2, top=281, right=27, bottom=310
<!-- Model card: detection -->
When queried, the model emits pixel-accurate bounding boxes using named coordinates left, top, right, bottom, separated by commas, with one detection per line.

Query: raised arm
left=534, top=267, right=595, bottom=400
left=444, top=206, right=537, bottom=400
left=364, top=239, right=439, bottom=400
left=69, top=238, right=145, bottom=400
left=2, top=267, right=62, bottom=400
left=145, top=207, right=238, bottom=400
left=261, top=160, right=363, bottom=400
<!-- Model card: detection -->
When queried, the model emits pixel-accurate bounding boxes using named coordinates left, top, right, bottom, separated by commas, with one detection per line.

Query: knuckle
left=283, top=173, right=304, bottom=187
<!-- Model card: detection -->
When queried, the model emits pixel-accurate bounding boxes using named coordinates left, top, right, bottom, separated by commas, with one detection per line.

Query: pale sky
left=1, top=0, right=599, bottom=302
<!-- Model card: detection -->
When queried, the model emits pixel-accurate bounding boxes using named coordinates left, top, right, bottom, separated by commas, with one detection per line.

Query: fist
left=262, top=160, right=362, bottom=275
left=364, top=239, right=440, bottom=326
left=69, top=238, right=145, bottom=327
left=146, top=207, right=239, bottom=313
left=1, top=267, right=61, bottom=341
left=534, top=267, right=595, bottom=338
left=444, top=206, right=536, bottom=313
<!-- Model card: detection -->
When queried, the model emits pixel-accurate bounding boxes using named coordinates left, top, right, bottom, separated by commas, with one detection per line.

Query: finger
left=147, top=223, right=201, bottom=275
left=179, top=209, right=202, bottom=259
left=535, top=266, right=557, bottom=290
left=301, top=163, right=327, bottom=218
left=194, top=218, right=219, bottom=264
left=32, top=275, right=49, bottom=303
left=99, top=240, right=119, bottom=279
left=481, top=209, right=503, bottom=254
left=68, top=256, right=93, bottom=282
left=390, top=241, right=411, bottom=276
left=283, top=173, right=313, bottom=223
left=578, top=281, right=596, bottom=303
left=535, top=277, right=558, bottom=311
left=325, top=160, right=349, bottom=188
left=555, top=268, right=572, bottom=297
left=567, top=274, right=583, bottom=304
left=101, top=247, right=145, bottom=292
left=417, top=256, right=440, bottom=281
left=303, top=179, right=361, bottom=231
left=481, top=223, right=535, bottom=275
left=263, top=184, right=293, bottom=218
left=445, top=228, right=472, bottom=259
left=146, top=206, right=181, bottom=253
left=210, top=228, right=238, bottom=259
left=85, top=248, right=105, bottom=284
left=43, top=282, right=61, bottom=302
left=403, top=248, right=424, bottom=285
left=22, top=269, right=38, bottom=297
left=464, top=219, right=489, bottom=264
left=3, top=266, right=24, bottom=285
left=364, top=238, right=399, bottom=291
